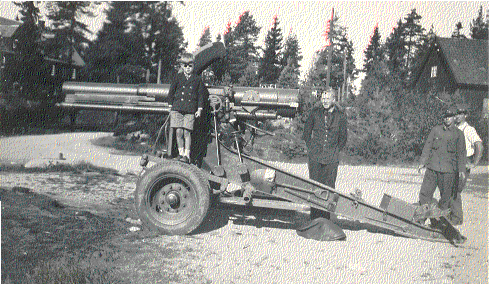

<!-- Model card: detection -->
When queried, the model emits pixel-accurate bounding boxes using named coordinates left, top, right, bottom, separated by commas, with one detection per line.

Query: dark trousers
left=308, top=158, right=339, bottom=189
left=419, top=168, right=456, bottom=210
left=449, top=168, right=470, bottom=225
left=308, top=158, right=339, bottom=219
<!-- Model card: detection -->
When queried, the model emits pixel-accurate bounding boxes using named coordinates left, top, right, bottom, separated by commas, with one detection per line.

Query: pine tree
left=258, top=15, right=283, bottom=85
left=226, top=11, right=261, bottom=84
left=127, top=2, right=186, bottom=83
left=280, top=32, right=302, bottom=71
left=363, top=24, right=382, bottom=73
left=11, top=1, right=47, bottom=100
left=403, top=9, right=426, bottom=76
left=451, top=22, right=467, bottom=38
left=277, top=58, right=299, bottom=88
left=384, top=19, right=407, bottom=81
left=305, top=14, right=356, bottom=93
left=45, top=1, right=97, bottom=62
left=85, top=2, right=146, bottom=83
left=13, top=1, right=42, bottom=55
left=470, top=5, right=488, bottom=40
left=197, top=26, right=212, bottom=48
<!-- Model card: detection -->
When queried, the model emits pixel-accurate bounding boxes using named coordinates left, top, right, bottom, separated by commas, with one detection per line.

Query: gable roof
left=0, top=16, right=21, bottom=38
left=413, top=37, right=488, bottom=88
left=436, top=37, right=487, bottom=86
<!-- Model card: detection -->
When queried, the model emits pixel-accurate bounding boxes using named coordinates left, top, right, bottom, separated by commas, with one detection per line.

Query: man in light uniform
left=449, top=104, right=484, bottom=225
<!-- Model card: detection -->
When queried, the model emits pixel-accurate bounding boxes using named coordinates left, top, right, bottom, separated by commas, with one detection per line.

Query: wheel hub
left=154, top=183, right=190, bottom=214
left=166, top=192, right=180, bottom=208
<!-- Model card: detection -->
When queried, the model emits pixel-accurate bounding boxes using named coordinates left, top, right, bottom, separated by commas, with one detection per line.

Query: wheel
left=135, top=160, right=210, bottom=235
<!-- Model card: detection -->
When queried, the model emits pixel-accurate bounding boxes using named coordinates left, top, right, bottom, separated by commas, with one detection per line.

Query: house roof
left=436, top=37, right=487, bottom=86
left=0, top=17, right=21, bottom=38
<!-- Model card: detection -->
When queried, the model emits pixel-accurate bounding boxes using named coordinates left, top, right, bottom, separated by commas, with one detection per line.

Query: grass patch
left=4, top=254, right=126, bottom=284
left=0, top=161, right=118, bottom=175
left=92, top=136, right=153, bottom=156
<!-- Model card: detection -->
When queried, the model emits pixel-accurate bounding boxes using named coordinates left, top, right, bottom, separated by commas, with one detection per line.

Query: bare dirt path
left=1, top=132, right=487, bottom=283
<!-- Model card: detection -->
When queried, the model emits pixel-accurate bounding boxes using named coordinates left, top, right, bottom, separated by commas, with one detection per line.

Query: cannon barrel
left=59, top=81, right=299, bottom=118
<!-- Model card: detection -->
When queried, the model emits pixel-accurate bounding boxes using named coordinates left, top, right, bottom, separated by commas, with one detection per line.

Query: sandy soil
left=1, top=132, right=487, bottom=283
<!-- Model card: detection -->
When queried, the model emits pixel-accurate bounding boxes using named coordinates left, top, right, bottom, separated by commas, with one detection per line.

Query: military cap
left=457, top=104, right=469, bottom=115
left=443, top=105, right=458, bottom=118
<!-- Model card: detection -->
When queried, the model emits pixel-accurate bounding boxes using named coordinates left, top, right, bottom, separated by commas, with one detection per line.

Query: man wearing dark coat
left=302, top=89, right=348, bottom=189
left=417, top=106, right=466, bottom=213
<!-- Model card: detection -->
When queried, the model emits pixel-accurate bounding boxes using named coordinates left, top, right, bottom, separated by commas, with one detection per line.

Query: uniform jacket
left=302, top=105, right=348, bottom=164
left=167, top=72, right=206, bottom=114
left=420, top=125, right=466, bottom=173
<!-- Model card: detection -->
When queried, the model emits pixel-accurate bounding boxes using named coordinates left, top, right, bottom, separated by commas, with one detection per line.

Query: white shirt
left=457, top=121, right=482, bottom=157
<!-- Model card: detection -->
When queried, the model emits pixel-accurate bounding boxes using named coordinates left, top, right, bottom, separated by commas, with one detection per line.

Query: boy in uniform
left=167, top=53, right=207, bottom=163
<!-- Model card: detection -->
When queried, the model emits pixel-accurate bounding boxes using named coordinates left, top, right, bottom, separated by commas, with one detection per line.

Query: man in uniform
left=417, top=106, right=466, bottom=216
left=302, top=88, right=348, bottom=190
left=448, top=104, right=484, bottom=225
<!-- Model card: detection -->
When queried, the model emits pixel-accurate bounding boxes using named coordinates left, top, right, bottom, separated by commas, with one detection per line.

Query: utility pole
left=325, top=8, right=334, bottom=89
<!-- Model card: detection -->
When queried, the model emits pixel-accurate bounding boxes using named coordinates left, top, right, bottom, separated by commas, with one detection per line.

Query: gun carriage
left=57, top=44, right=466, bottom=245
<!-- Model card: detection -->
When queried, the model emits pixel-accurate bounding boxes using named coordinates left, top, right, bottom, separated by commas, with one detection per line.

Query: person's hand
left=195, top=108, right=202, bottom=118
left=417, top=164, right=425, bottom=173
left=459, top=171, right=466, bottom=181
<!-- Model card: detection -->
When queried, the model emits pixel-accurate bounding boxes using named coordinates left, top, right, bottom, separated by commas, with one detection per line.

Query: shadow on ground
left=191, top=199, right=411, bottom=241
left=0, top=187, right=209, bottom=284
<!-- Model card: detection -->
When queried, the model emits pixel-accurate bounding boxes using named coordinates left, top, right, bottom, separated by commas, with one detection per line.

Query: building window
left=431, top=66, right=437, bottom=78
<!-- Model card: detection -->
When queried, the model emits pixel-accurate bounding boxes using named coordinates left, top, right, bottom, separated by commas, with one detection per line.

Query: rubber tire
left=135, top=160, right=210, bottom=235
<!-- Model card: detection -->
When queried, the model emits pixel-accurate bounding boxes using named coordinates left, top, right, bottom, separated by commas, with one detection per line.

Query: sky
left=1, top=1, right=487, bottom=84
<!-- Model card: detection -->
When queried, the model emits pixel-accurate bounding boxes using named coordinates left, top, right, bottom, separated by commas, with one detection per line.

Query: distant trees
left=258, top=15, right=282, bottom=85
left=305, top=12, right=356, bottom=95
left=363, top=24, right=382, bottom=74
left=277, top=33, right=302, bottom=88
left=7, top=1, right=45, bottom=99
left=470, top=5, right=488, bottom=40
left=225, top=11, right=261, bottom=85
left=84, top=2, right=185, bottom=83
left=197, top=26, right=212, bottom=48
left=451, top=22, right=467, bottom=38
left=45, top=1, right=97, bottom=61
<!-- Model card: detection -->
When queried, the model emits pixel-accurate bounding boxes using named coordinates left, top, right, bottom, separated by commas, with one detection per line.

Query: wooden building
left=412, top=37, right=488, bottom=118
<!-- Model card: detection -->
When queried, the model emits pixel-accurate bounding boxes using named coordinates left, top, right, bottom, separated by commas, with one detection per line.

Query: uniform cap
left=457, top=104, right=469, bottom=114
left=444, top=105, right=458, bottom=118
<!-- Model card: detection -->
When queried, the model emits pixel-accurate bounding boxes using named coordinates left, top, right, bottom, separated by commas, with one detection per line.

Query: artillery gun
left=58, top=43, right=466, bottom=245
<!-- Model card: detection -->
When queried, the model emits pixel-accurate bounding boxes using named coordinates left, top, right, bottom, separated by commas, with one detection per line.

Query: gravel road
left=1, top=132, right=487, bottom=283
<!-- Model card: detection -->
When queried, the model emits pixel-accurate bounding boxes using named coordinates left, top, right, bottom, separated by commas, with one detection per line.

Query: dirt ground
left=1, top=133, right=488, bottom=283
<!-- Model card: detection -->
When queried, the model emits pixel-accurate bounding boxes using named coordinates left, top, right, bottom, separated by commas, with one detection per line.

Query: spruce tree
left=226, top=11, right=261, bottom=84
left=384, top=19, right=407, bottom=81
left=305, top=14, right=356, bottom=93
left=280, top=33, right=302, bottom=77
left=470, top=5, right=488, bottom=40
left=258, top=15, right=283, bottom=85
left=45, top=1, right=97, bottom=62
left=402, top=9, right=425, bottom=76
left=197, top=26, right=212, bottom=48
left=8, top=1, right=45, bottom=100
left=85, top=1, right=146, bottom=83
left=363, top=24, right=382, bottom=73
left=121, top=2, right=185, bottom=83
left=451, top=22, right=467, bottom=38
left=277, top=58, right=300, bottom=88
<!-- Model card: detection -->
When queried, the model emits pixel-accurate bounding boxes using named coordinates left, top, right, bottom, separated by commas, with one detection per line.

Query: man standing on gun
left=448, top=104, right=484, bottom=225
left=417, top=106, right=466, bottom=222
left=302, top=89, right=347, bottom=218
